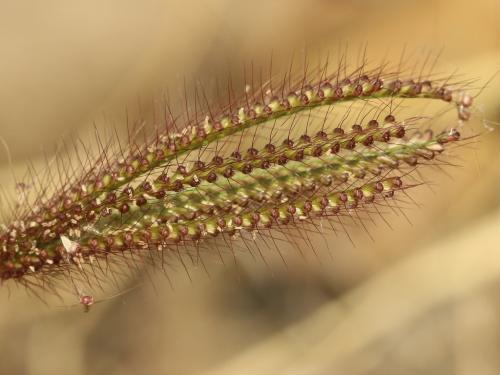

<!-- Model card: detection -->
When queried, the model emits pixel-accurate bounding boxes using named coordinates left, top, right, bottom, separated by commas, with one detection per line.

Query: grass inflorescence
left=0, top=54, right=478, bottom=302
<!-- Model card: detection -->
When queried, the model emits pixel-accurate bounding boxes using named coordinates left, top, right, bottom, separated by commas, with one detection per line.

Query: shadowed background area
left=1, top=0, right=500, bottom=374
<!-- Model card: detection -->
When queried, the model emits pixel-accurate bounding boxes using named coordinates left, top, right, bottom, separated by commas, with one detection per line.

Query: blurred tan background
left=1, top=0, right=500, bottom=374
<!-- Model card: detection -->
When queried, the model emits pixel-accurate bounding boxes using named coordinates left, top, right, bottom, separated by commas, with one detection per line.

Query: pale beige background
left=1, top=1, right=500, bottom=374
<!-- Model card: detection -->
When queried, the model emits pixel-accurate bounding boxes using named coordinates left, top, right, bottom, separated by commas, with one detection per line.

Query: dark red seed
left=176, top=166, right=187, bottom=175
left=223, top=167, right=234, bottom=178
left=261, top=160, right=271, bottom=169
left=339, top=192, right=348, bottom=202
left=355, top=169, right=366, bottom=179
left=160, top=227, right=170, bottom=238
left=142, top=230, right=152, bottom=242
left=441, top=89, right=453, bottom=102
left=448, top=128, right=460, bottom=141
left=213, top=121, right=223, bottom=131
left=355, top=189, right=364, bottom=200
left=119, top=204, right=130, bottom=214
left=251, top=213, right=260, bottom=224
left=363, top=136, right=374, bottom=146
left=181, top=136, right=191, bottom=146
left=334, top=87, right=343, bottom=98
left=320, top=82, right=332, bottom=90
left=375, top=182, right=384, bottom=192
left=106, top=237, right=115, bottom=248
left=315, top=131, right=326, bottom=140
left=207, top=172, right=217, bottom=182
left=136, top=195, right=147, bottom=206
left=123, top=162, right=133, bottom=173
left=320, top=196, right=329, bottom=209
left=367, top=119, right=379, bottom=128
left=155, top=190, right=166, bottom=199
left=89, top=238, right=99, bottom=249
left=264, top=105, right=273, bottom=114
left=94, top=179, right=103, bottom=189
left=354, top=84, right=363, bottom=96
left=168, top=140, right=177, bottom=152
left=330, top=143, right=340, bottom=154
left=213, top=156, right=224, bottom=165
left=382, top=131, right=391, bottom=142
left=384, top=114, right=396, bottom=123
left=294, top=150, right=304, bottom=161
left=338, top=173, right=349, bottom=183
left=358, top=75, right=369, bottom=83
left=233, top=216, right=243, bottom=226
left=333, top=127, right=344, bottom=135
left=394, top=126, right=405, bottom=138
left=217, top=218, right=226, bottom=228
left=197, top=127, right=206, bottom=138
left=194, top=160, right=206, bottom=170
left=364, top=195, right=375, bottom=203
left=283, top=139, right=294, bottom=148
left=277, top=155, right=288, bottom=165
left=313, top=146, right=323, bottom=157
left=142, top=182, right=152, bottom=191
left=158, top=174, right=169, bottom=184
left=345, top=139, right=356, bottom=150
left=270, top=208, right=280, bottom=219
left=281, top=99, right=291, bottom=110
left=303, top=201, right=312, bottom=212
left=390, top=80, right=402, bottom=92
left=300, top=134, right=311, bottom=143
left=247, top=108, right=257, bottom=119
left=189, top=178, right=200, bottom=187
left=242, top=164, right=253, bottom=174
left=392, top=177, right=403, bottom=188
left=372, top=79, right=383, bottom=91
left=247, top=148, right=258, bottom=157
left=63, top=198, right=73, bottom=209
left=352, top=124, right=362, bottom=132
left=300, top=94, right=309, bottom=104
left=287, top=205, right=296, bottom=214
left=106, top=192, right=117, bottom=204
left=124, top=232, right=133, bottom=245
left=179, top=226, right=189, bottom=237
left=405, top=156, right=418, bottom=166
left=231, top=151, right=242, bottom=161
left=173, top=181, right=183, bottom=191
left=265, top=143, right=276, bottom=153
